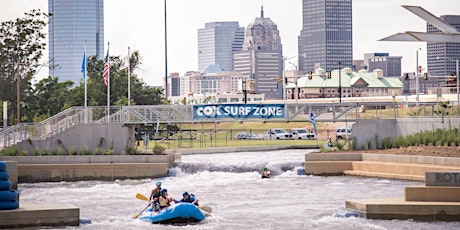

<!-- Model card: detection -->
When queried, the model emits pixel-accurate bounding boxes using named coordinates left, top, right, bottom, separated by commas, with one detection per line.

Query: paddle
left=136, top=193, right=150, bottom=202
left=133, top=193, right=151, bottom=219
left=136, top=192, right=212, bottom=213
left=198, top=206, right=212, bottom=213
left=133, top=204, right=150, bottom=219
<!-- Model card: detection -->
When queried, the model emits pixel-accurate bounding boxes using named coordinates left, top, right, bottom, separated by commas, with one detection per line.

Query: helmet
left=183, top=192, right=189, bottom=197
left=263, top=167, right=268, bottom=171
left=190, top=196, right=195, bottom=202
left=156, top=181, right=161, bottom=186
left=160, top=189, right=167, bottom=194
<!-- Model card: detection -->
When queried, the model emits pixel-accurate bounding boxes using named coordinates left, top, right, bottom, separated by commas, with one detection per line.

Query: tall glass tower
left=48, top=0, right=104, bottom=85
left=198, top=22, right=244, bottom=71
left=298, top=0, right=352, bottom=72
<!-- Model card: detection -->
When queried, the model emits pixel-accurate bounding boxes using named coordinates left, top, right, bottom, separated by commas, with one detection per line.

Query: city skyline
left=1, top=0, right=459, bottom=87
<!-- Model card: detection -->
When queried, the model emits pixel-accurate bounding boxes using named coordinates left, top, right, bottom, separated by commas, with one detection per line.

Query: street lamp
left=416, top=48, right=422, bottom=106
left=338, top=62, right=342, bottom=103
left=289, top=62, right=299, bottom=108
left=457, top=59, right=459, bottom=105
left=164, top=0, right=168, bottom=100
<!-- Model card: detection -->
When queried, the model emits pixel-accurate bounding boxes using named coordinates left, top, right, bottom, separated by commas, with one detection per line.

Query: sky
left=1, top=0, right=459, bottom=86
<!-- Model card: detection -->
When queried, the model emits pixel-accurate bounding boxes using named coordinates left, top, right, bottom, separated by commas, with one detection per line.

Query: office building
left=48, top=0, right=104, bottom=85
left=198, top=22, right=244, bottom=71
left=298, top=0, right=352, bottom=72
left=233, top=7, right=284, bottom=100
left=427, top=15, right=460, bottom=77
left=366, top=53, right=402, bottom=77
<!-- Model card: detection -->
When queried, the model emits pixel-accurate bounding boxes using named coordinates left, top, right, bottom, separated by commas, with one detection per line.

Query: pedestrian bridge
left=0, top=100, right=442, bottom=149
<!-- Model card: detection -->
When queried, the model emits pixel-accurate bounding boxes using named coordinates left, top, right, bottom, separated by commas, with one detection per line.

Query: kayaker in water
left=261, top=167, right=271, bottom=178
left=159, top=189, right=174, bottom=210
left=177, top=192, right=199, bottom=206
left=149, top=181, right=162, bottom=201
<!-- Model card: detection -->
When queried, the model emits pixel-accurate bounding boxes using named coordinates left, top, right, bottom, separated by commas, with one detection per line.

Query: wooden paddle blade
left=136, top=193, right=149, bottom=201
left=198, top=206, right=212, bottom=213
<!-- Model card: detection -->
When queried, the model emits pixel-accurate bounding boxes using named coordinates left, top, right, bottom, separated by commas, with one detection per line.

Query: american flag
left=103, top=47, right=110, bottom=86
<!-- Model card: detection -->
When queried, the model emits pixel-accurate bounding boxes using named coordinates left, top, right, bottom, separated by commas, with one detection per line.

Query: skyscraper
left=48, top=0, right=104, bottom=85
left=298, top=0, right=352, bottom=72
left=233, top=7, right=283, bottom=100
left=198, top=22, right=244, bottom=71
left=427, top=15, right=460, bottom=77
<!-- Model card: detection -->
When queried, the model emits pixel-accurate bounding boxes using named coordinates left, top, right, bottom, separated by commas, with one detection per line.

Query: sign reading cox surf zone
left=193, top=104, right=285, bottom=119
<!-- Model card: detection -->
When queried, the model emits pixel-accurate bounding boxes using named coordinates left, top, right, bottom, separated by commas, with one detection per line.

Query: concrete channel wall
left=0, top=155, right=175, bottom=184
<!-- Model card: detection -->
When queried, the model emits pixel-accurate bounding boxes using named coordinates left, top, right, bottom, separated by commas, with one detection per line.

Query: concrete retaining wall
left=166, top=145, right=317, bottom=155
left=15, top=124, right=135, bottom=155
left=353, top=118, right=460, bottom=150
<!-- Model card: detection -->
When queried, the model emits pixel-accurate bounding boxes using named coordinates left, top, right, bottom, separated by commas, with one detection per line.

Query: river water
left=19, top=149, right=459, bottom=230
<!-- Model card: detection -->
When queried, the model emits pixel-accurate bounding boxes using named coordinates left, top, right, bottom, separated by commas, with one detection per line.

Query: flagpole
left=127, top=46, right=131, bottom=106
left=107, top=42, right=110, bottom=122
left=84, top=40, right=87, bottom=109
left=84, top=40, right=87, bottom=123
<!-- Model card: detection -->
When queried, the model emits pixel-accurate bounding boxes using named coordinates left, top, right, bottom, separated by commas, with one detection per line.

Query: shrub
left=103, top=149, right=114, bottom=155
left=381, top=137, right=394, bottom=149
left=153, top=143, right=166, bottom=155
left=336, top=142, right=344, bottom=151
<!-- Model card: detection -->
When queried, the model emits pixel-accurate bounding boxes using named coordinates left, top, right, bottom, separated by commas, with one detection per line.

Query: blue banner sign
left=193, top=104, right=285, bottom=119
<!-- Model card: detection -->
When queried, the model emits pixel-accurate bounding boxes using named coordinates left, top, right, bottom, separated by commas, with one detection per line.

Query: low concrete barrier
left=18, top=163, right=168, bottom=182
left=0, top=155, right=175, bottom=183
left=405, top=186, right=460, bottom=202
left=0, top=202, right=79, bottom=228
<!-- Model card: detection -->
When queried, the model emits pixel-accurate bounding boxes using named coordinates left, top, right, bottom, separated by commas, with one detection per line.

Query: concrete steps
left=344, top=161, right=460, bottom=181
left=344, top=170, right=425, bottom=181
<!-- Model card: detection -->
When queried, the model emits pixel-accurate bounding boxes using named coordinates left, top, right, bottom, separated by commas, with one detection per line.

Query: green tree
left=26, top=76, right=74, bottom=121
left=0, top=9, right=50, bottom=124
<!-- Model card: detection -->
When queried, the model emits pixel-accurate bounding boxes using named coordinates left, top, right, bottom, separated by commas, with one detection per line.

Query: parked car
left=261, top=128, right=293, bottom=140
left=290, top=128, right=316, bottom=140
left=336, top=127, right=352, bottom=139
left=234, top=132, right=263, bottom=140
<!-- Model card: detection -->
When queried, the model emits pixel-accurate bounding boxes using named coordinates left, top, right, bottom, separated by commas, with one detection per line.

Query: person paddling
left=149, top=181, right=162, bottom=201
left=261, top=167, right=271, bottom=178
left=178, top=192, right=199, bottom=206
left=159, top=189, right=174, bottom=210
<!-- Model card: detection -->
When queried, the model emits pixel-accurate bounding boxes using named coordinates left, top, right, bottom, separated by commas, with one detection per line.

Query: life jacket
left=159, top=196, right=169, bottom=208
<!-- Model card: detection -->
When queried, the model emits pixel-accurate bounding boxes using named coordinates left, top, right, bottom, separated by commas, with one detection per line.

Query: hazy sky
left=1, top=0, right=459, bottom=86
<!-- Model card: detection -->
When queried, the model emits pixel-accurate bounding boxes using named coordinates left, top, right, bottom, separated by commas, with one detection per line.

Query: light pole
left=164, top=0, right=168, bottom=100
left=289, top=62, right=299, bottom=112
left=338, top=62, right=342, bottom=104
left=457, top=59, right=459, bottom=105
left=415, top=48, right=421, bottom=106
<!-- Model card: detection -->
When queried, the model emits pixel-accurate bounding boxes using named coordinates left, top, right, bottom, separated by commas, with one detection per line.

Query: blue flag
left=310, top=112, right=317, bottom=134
left=81, top=52, right=87, bottom=78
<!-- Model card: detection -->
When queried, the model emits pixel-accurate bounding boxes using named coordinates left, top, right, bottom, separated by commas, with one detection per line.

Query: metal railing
left=1, top=101, right=457, bottom=149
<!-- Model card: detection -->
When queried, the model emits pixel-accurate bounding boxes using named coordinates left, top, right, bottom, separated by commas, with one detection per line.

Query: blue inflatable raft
left=139, top=203, right=205, bottom=224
